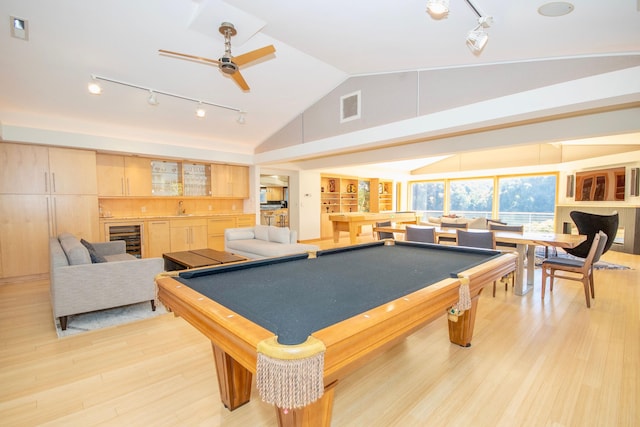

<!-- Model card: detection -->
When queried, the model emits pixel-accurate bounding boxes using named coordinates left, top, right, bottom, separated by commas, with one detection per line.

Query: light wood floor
left=1, top=238, right=639, bottom=426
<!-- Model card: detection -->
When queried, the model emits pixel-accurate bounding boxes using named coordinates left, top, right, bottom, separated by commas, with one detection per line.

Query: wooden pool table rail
left=156, top=250, right=516, bottom=427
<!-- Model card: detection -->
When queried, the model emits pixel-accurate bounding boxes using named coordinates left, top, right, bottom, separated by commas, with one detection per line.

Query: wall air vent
left=10, top=16, right=29, bottom=41
left=340, top=90, right=361, bottom=123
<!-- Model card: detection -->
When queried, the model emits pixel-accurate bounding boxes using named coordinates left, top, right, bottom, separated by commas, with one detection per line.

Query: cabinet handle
left=121, top=178, right=125, bottom=195
left=44, top=172, right=48, bottom=193
left=52, top=172, right=56, bottom=193
left=46, top=197, right=53, bottom=236
left=126, top=178, right=130, bottom=195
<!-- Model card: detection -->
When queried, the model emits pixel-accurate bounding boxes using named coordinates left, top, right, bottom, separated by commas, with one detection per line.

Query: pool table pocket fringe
left=256, top=336, right=326, bottom=410
left=448, top=276, right=471, bottom=322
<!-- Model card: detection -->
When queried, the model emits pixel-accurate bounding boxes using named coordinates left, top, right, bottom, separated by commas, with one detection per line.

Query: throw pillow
left=80, top=239, right=107, bottom=263
left=254, top=225, right=270, bottom=241
left=268, top=226, right=290, bottom=244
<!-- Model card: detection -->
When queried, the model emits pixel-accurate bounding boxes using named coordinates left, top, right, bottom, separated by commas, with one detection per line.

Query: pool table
left=156, top=241, right=516, bottom=427
left=329, top=211, right=420, bottom=244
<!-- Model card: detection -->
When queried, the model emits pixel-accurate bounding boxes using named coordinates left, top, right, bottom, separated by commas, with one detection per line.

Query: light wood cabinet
left=0, top=143, right=49, bottom=194
left=146, top=220, right=171, bottom=258
left=0, top=144, right=98, bottom=280
left=266, top=187, right=284, bottom=201
left=236, top=214, right=256, bottom=228
left=212, top=164, right=249, bottom=198
left=0, top=195, right=50, bottom=278
left=96, top=154, right=152, bottom=196
left=207, top=216, right=236, bottom=250
left=48, top=148, right=97, bottom=195
left=370, top=178, right=394, bottom=213
left=169, top=218, right=207, bottom=251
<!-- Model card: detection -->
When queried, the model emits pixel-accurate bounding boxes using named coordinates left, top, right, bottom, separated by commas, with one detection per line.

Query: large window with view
left=410, top=174, right=557, bottom=230
left=497, top=175, right=556, bottom=232
left=411, top=181, right=444, bottom=217
left=449, top=178, right=494, bottom=219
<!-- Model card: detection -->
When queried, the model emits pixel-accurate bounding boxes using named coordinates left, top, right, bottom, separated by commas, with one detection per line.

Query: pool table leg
left=212, top=343, right=252, bottom=410
left=275, top=381, right=337, bottom=427
left=447, top=288, right=483, bottom=347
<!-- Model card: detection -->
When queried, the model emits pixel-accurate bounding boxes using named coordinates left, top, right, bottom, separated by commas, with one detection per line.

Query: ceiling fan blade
left=233, top=45, right=276, bottom=66
left=158, top=49, right=220, bottom=65
left=231, top=71, right=250, bottom=91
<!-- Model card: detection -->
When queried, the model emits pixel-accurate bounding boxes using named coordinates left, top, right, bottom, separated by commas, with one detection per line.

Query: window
left=497, top=175, right=556, bottom=231
left=409, top=173, right=558, bottom=231
left=449, top=178, right=493, bottom=218
left=410, top=181, right=444, bottom=217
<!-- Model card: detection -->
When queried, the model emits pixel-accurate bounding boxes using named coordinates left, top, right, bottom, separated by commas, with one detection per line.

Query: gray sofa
left=49, top=232, right=164, bottom=330
left=224, top=225, right=319, bottom=259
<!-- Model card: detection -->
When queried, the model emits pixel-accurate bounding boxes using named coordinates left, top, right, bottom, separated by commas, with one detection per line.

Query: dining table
left=372, top=224, right=586, bottom=295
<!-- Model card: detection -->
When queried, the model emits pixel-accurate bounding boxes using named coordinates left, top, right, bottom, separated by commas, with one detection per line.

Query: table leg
left=275, top=381, right=337, bottom=427
left=513, top=243, right=529, bottom=295
left=212, top=343, right=252, bottom=410
left=349, top=225, right=358, bottom=245
left=448, top=288, right=483, bottom=347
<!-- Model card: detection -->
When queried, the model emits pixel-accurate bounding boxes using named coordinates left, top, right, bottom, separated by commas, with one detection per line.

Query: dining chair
left=405, top=225, right=436, bottom=243
left=438, top=221, right=468, bottom=244
left=566, top=211, right=618, bottom=259
left=375, top=221, right=394, bottom=240
left=488, top=223, right=523, bottom=293
left=540, top=231, right=607, bottom=308
left=456, top=230, right=501, bottom=297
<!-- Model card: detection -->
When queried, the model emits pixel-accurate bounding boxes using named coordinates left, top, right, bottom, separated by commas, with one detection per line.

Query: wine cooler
left=104, top=222, right=144, bottom=258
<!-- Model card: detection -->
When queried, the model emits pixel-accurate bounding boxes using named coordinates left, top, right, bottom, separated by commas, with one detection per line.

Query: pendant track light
left=426, top=0, right=493, bottom=53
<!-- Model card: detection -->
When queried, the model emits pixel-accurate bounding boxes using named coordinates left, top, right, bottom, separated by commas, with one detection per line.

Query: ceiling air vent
left=10, top=16, right=29, bottom=40
left=340, top=90, right=361, bottom=123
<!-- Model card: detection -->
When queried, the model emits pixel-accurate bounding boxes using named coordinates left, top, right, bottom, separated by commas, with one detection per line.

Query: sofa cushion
left=103, top=253, right=138, bottom=262
left=80, top=239, right=107, bottom=263
left=254, top=225, right=270, bottom=241
left=226, top=230, right=255, bottom=241
left=268, top=226, right=291, bottom=244
left=227, top=239, right=315, bottom=258
left=467, top=217, right=488, bottom=229
left=59, top=236, right=91, bottom=265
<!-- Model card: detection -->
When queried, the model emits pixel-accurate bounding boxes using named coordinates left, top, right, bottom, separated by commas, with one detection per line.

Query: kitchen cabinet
left=96, top=154, right=152, bottom=196
left=170, top=218, right=207, bottom=251
left=266, top=187, right=284, bottom=201
left=48, top=147, right=98, bottom=195
left=212, top=164, right=249, bottom=198
left=207, top=216, right=236, bottom=250
left=146, top=220, right=171, bottom=258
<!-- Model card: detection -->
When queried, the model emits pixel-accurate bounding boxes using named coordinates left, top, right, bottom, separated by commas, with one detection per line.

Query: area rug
left=534, top=248, right=630, bottom=270
left=55, top=301, right=168, bottom=338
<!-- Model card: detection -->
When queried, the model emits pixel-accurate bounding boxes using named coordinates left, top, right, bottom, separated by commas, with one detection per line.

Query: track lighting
left=426, top=0, right=449, bottom=18
left=88, top=77, right=102, bottom=95
left=236, top=111, right=246, bottom=124
left=426, top=0, right=493, bottom=53
left=147, top=90, right=159, bottom=106
left=88, top=74, right=244, bottom=121
left=195, top=103, right=206, bottom=118
left=466, top=15, right=493, bottom=53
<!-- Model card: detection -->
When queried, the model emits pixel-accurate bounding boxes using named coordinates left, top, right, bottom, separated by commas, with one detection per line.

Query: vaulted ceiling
left=1, top=0, right=639, bottom=174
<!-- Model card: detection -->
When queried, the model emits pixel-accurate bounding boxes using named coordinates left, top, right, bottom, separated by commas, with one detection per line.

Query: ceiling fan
left=159, top=22, right=275, bottom=92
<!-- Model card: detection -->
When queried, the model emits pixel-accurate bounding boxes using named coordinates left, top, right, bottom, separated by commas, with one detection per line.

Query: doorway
left=259, top=174, right=289, bottom=226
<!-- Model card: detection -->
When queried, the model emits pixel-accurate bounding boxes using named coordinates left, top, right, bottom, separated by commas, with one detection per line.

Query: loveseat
left=224, top=225, right=319, bottom=259
left=49, top=232, right=164, bottom=330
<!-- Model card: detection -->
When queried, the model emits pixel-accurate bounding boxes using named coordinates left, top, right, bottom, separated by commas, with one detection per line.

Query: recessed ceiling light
left=538, top=2, right=574, bottom=17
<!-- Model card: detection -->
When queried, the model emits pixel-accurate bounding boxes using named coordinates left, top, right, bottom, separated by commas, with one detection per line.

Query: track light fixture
left=147, top=90, right=159, bottom=106
left=195, top=103, right=206, bottom=118
left=426, top=0, right=449, bottom=18
left=426, top=0, right=493, bottom=53
left=88, top=74, right=244, bottom=122
left=466, top=15, right=493, bottom=53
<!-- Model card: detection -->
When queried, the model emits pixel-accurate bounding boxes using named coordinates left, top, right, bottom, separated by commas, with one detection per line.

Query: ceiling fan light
left=147, top=90, right=159, bottom=106
left=426, top=0, right=450, bottom=18
left=466, top=27, right=489, bottom=52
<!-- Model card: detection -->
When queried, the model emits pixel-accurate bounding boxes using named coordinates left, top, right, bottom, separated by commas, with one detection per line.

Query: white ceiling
left=1, top=0, right=639, bottom=172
